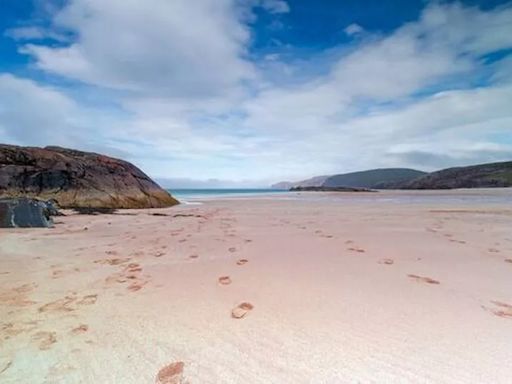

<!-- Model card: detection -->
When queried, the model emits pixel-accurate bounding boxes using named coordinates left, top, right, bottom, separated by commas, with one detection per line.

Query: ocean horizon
left=168, top=188, right=287, bottom=200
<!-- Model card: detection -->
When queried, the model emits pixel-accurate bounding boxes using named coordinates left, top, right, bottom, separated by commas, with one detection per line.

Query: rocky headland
left=0, top=145, right=178, bottom=209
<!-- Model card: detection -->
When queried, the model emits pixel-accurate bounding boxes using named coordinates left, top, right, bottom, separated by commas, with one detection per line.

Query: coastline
left=1, top=189, right=512, bottom=383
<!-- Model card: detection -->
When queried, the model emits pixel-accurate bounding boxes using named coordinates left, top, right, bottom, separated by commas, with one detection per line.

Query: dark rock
left=44, top=199, right=64, bottom=216
left=0, top=198, right=53, bottom=228
left=0, top=144, right=179, bottom=209
left=73, top=207, right=117, bottom=215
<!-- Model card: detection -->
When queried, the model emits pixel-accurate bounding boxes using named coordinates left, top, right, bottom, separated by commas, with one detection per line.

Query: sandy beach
left=1, top=189, right=512, bottom=383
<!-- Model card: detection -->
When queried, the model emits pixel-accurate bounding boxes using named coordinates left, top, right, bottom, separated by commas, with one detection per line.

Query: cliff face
left=323, top=168, right=426, bottom=189
left=400, top=161, right=512, bottom=189
left=0, top=145, right=179, bottom=208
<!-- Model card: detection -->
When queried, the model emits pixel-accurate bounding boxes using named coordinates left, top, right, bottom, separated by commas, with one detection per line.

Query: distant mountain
left=400, top=161, right=512, bottom=189
left=323, top=168, right=426, bottom=189
left=271, top=175, right=330, bottom=189
left=271, top=181, right=294, bottom=189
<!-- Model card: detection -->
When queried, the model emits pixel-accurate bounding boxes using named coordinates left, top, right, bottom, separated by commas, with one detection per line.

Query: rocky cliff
left=323, top=168, right=426, bottom=189
left=400, top=161, right=512, bottom=189
left=0, top=145, right=179, bottom=208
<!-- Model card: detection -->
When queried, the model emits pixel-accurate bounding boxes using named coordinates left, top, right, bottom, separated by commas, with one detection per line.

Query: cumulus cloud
left=2, top=1, right=512, bottom=183
left=20, top=0, right=255, bottom=97
left=260, top=0, right=290, bottom=14
left=5, top=26, right=67, bottom=42
left=0, top=73, right=83, bottom=145
left=0, top=74, right=130, bottom=159
left=344, top=23, right=364, bottom=36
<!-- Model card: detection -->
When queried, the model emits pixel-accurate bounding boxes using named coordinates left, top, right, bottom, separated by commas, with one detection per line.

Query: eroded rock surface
left=0, top=145, right=178, bottom=209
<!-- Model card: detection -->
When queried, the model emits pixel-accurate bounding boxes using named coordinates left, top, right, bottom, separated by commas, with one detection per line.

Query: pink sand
left=1, top=189, right=512, bottom=383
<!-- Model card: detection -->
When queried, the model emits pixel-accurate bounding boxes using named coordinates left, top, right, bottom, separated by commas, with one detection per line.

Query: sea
left=168, top=188, right=287, bottom=202
left=168, top=187, right=512, bottom=206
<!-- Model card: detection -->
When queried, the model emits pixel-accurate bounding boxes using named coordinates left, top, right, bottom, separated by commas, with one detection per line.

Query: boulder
left=0, top=198, right=53, bottom=228
left=0, top=145, right=179, bottom=209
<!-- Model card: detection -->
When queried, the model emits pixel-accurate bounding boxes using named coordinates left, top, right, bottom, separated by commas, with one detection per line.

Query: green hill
left=323, top=168, right=426, bottom=189
left=401, top=161, right=512, bottom=189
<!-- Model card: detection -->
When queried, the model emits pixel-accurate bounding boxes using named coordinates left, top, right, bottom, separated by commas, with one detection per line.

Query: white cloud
left=3, top=1, right=512, bottom=183
left=260, top=0, right=290, bottom=14
left=5, top=26, right=67, bottom=42
left=0, top=73, right=82, bottom=145
left=0, top=74, right=129, bottom=158
left=21, top=0, right=255, bottom=98
left=344, top=23, right=363, bottom=36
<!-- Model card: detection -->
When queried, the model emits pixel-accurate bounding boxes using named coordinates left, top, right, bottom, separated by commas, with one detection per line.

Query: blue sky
left=1, top=0, right=512, bottom=187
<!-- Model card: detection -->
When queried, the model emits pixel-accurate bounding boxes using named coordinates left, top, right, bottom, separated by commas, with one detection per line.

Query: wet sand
left=1, top=190, right=512, bottom=383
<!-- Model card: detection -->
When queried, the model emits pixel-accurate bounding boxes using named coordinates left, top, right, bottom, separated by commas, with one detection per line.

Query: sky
left=1, top=0, right=512, bottom=187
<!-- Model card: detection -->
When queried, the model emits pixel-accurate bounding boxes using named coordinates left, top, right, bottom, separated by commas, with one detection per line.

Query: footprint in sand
left=378, top=259, right=394, bottom=265
left=71, top=324, right=89, bottom=335
left=228, top=247, right=237, bottom=253
left=39, top=296, right=76, bottom=313
left=483, top=301, right=512, bottom=319
left=125, top=263, right=143, bottom=273
left=31, top=331, right=57, bottom=350
left=236, top=259, right=248, bottom=266
left=231, top=302, right=254, bottom=319
left=505, top=259, right=512, bottom=264
left=39, top=293, right=98, bottom=313
left=51, top=269, right=66, bottom=279
left=189, top=254, right=199, bottom=259
left=76, top=294, right=98, bottom=306
left=94, top=258, right=131, bottom=266
left=347, top=247, right=365, bottom=253
left=0, top=283, right=38, bottom=307
left=218, top=276, right=231, bottom=285
left=155, top=361, right=185, bottom=384
left=488, top=248, right=500, bottom=253
left=127, top=281, right=147, bottom=292
left=407, top=274, right=440, bottom=285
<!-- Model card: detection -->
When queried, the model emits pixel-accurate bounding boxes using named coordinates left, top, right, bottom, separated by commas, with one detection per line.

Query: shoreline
left=1, top=189, right=511, bottom=383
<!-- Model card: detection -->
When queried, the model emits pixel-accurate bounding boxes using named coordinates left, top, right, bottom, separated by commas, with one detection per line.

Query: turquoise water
left=168, top=188, right=512, bottom=205
left=168, top=188, right=287, bottom=200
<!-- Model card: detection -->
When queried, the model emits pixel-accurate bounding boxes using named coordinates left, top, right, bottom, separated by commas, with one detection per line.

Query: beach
left=1, top=189, right=512, bottom=383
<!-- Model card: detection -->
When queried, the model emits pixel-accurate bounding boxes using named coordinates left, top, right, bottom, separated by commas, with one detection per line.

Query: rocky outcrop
left=0, top=198, right=54, bottom=228
left=400, top=161, right=512, bottom=189
left=0, top=145, right=179, bottom=209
